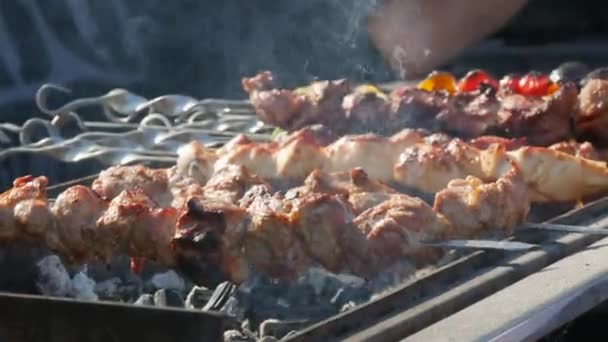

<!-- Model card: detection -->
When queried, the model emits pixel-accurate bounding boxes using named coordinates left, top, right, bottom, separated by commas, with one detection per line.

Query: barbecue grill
left=2, top=76, right=608, bottom=342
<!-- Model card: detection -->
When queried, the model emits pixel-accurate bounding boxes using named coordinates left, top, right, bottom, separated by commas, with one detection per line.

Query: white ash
left=134, top=293, right=155, bottom=306
left=223, top=330, right=254, bottom=342
left=94, top=277, right=122, bottom=299
left=35, top=255, right=72, bottom=297
left=153, top=288, right=184, bottom=307
left=259, top=319, right=310, bottom=339
left=148, top=270, right=186, bottom=292
left=297, top=267, right=365, bottom=297
left=185, top=285, right=213, bottom=309
left=70, top=272, right=98, bottom=301
left=369, top=260, right=416, bottom=294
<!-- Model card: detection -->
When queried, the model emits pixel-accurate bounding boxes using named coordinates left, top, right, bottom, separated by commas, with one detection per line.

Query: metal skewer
left=523, top=222, right=608, bottom=235
left=423, top=239, right=539, bottom=251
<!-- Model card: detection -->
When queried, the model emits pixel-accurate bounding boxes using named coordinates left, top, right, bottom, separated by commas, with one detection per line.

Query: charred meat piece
left=435, top=89, right=501, bottom=137
left=434, top=162, right=529, bottom=237
left=243, top=70, right=351, bottom=131
left=575, top=78, right=608, bottom=147
left=498, top=83, right=578, bottom=146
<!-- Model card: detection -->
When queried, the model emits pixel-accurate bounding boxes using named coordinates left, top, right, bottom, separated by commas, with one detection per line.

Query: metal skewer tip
left=523, top=222, right=608, bottom=235
left=423, top=239, right=539, bottom=251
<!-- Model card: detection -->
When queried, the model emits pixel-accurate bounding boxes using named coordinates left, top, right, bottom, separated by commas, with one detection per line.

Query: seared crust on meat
left=243, top=71, right=593, bottom=146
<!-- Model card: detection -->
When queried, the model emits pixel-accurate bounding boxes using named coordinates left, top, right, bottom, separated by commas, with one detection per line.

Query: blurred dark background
left=1, top=0, right=608, bottom=122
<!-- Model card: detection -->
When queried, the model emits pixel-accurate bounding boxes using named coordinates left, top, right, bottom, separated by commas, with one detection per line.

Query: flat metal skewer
left=423, top=239, right=538, bottom=251
left=523, top=222, right=608, bottom=235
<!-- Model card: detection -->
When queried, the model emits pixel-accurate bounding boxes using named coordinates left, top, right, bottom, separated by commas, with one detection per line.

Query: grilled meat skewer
left=242, top=71, right=582, bottom=146
left=177, top=127, right=608, bottom=203
left=0, top=163, right=528, bottom=286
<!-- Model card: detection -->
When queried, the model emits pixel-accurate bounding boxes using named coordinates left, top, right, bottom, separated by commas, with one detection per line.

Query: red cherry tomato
left=517, top=72, right=551, bottom=96
left=457, top=70, right=498, bottom=92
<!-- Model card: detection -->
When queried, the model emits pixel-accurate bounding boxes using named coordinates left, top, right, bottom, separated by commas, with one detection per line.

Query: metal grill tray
left=0, top=291, right=228, bottom=342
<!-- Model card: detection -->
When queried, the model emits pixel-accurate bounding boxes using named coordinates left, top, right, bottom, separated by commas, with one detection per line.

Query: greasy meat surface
left=436, top=89, right=501, bottom=137
left=243, top=71, right=587, bottom=146
left=0, top=176, right=51, bottom=241
left=0, top=162, right=532, bottom=285
left=497, top=83, right=578, bottom=146
left=353, top=194, right=449, bottom=268
left=92, top=165, right=172, bottom=206
left=176, top=127, right=608, bottom=203
left=243, top=70, right=351, bottom=130
left=52, top=185, right=107, bottom=261
left=97, top=189, right=180, bottom=265
left=394, top=139, right=490, bottom=194
left=575, top=78, right=608, bottom=147
left=434, top=162, right=529, bottom=237
left=548, top=141, right=602, bottom=160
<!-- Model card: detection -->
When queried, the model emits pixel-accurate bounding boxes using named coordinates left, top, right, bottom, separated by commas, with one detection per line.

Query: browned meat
left=243, top=71, right=351, bottom=130
left=575, top=79, right=608, bottom=147
left=433, top=162, right=529, bottom=237
left=390, top=87, right=448, bottom=132
left=92, top=165, right=172, bottom=206
left=0, top=176, right=51, bottom=242
left=178, top=127, right=608, bottom=203
left=353, top=194, right=449, bottom=269
left=498, top=83, right=578, bottom=146
left=436, top=90, right=501, bottom=137
left=548, top=141, right=601, bottom=161
left=342, top=85, right=391, bottom=134
left=96, top=189, right=180, bottom=265
left=0, top=162, right=532, bottom=285
left=243, top=71, right=592, bottom=146
left=469, top=136, right=528, bottom=151
left=52, top=185, right=107, bottom=262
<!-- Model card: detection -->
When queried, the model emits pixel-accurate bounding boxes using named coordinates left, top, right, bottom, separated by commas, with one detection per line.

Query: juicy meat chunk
left=96, top=188, right=179, bottom=265
left=0, top=176, right=50, bottom=241
left=353, top=194, right=449, bottom=268
left=548, top=141, right=602, bottom=161
left=92, top=165, right=171, bottom=206
left=575, top=79, right=608, bottom=147
left=498, top=83, right=578, bottom=146
left=243, top=71, right=351, bottom=130
left=436, top=90, right=501, bottom=137
left=52, top=185, right=107, bottom=261
left=433, top=163, right=529, bottom=237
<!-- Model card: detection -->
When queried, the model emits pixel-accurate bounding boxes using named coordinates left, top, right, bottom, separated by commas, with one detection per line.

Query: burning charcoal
left=223, top=330, right=254, bottom=342
left=185, top=285, right=213, bottom=309
left=94, top=277, right=122, bottom=300
left=134, top=293, right=155, bottom=306
left=147, top=270, right=186, bottom=293
left=259, top=319, right=310, bottom=339
left=35, top=255, right=71, bottom=297
left=330, top=286, right=371, bottom=309
left=153, top=288, right=184, bottom=307
left=70, top=272, right=98, bottom=301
